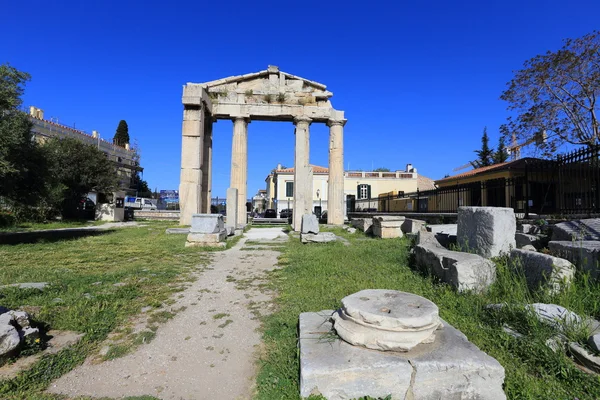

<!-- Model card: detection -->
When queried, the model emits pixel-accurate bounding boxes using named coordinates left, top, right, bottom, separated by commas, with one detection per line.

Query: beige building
left=265, top=163, right=430, bottom=216
left=28, top=106, right=142, bottom=190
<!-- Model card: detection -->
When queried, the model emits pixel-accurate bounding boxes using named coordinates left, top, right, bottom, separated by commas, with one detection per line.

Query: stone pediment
left=182, top=65, right=345, bottom=123
left=199, top=65, right=328, bottom=93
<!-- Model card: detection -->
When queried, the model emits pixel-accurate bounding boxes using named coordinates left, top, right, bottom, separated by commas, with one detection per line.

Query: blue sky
left=2, top=0, right=599, bottom=198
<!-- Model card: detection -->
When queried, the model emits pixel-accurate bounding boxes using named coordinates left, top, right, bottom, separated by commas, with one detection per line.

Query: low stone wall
left=134, top=210, right=180, bottom=220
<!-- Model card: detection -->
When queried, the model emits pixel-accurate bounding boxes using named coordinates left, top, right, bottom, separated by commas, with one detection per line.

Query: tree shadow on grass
left=0, top=229, right=115, bottom=245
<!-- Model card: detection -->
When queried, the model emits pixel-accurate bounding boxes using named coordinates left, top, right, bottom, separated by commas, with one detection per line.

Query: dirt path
left=48, top=228, right=288, bottom=400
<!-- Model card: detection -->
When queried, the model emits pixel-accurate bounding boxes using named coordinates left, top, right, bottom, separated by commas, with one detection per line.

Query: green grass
left=0, top=219, right=107, bottom=232
left=0, top=221, right=212, bottom=398
left=255, top=232, right=600, bottom=400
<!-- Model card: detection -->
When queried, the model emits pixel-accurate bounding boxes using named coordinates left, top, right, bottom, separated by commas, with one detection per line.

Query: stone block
left=0, top=323, right=20, bottom=359
left=401, top=218, right=426, bottom=234
left=299, top=312, right=506, bottom=400
left=509, top=249, right=575, bottom=293
left=426, top=224, right=457, bottom=235
left=457, top=207, right=516, bottom=258
left=372, top=216, right=404, bottom=239
left=225, top=226, right=235, bottom=236
left=569, top=342, right=600, bottom=373
left=190, top=214, right=224, bottom=234
left=301, top=232, right=337, bottom=244
left=414, top=242, right=496, bottom=292
left=351, top=218, right=373, bottom=234
left=519, top=223, right=541, bottom=234
left=515, top=232, right=542, bottom=249
left=226, top=188, right=238, bottom=228
left=521, top=244, right=537, bottom=252
left=301, top=214, right=319, bottom=234
left=552, top=218, right=600, bottom=241
left=185, top=231, right=227, bottom=247
left=549, top=241, right=600, bottom=279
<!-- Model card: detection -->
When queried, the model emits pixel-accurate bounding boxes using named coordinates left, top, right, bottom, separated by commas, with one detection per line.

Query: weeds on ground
left=255, top=233, right=600, bottom=399
left=0, top=221, right=212, bottom=397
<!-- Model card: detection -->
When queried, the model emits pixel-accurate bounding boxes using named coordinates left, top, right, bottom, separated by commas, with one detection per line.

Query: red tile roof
left=436, top=161, right=513, bottom=183
left=417, top=175, right=436, bottom=190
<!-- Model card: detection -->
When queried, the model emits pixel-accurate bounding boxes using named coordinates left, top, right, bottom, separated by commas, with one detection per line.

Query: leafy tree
left=471, top=127, right=493, bottom=168
left=374, top=167, right=391, bottom=172
left=493, top=136, right=509, bottom=164
left=113, top=120, right=130, bottom=146
left=501, top=31, right=600, bottom=155
left=131, top=172, right=151, bottom=197
left=43, top=138, right=117, bottom=218
left=0, top=64, right=49, bottom=215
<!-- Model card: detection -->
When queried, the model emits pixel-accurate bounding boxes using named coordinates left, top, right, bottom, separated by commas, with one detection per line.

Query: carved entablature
left=182, top=65, right=344, bottom=123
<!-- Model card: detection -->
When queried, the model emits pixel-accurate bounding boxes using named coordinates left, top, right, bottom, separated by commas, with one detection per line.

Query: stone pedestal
left=186, top=214, right=227, bottom=248
left=332, top=290, right=440, bottom=352
left=300, top=290, right=506, bottom=399
left=372, top=215, right=405, bottom=239
left=226, top=188, right=238, bottom=229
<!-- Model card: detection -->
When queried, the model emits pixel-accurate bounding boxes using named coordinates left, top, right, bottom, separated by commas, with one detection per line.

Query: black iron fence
left=353, top=146, right=600, bottom=217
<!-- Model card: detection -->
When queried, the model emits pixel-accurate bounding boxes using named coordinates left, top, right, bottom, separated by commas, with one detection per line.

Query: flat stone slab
left=185, top=231, right=227, bottom=247
left=0, top=282, right=49, bottom=291
left=332, top=290, right=440, bottom=352
left=426, top=224, right=457, bottom=235
left=301, top=232, right=337, bottom=243
left=300, top=311, right=506, bottom=399
left=165, top=228, right=189, bottom=234
left=552, top=218, right=600, bottom=241
left=549, top=241, right=600, bottom=279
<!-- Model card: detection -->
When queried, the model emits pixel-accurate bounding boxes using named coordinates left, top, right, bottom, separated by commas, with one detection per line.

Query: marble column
left=293, top=116, right=313, bottom=231
left=179, top=104, right=204, bottom=226
left=327, top=118, right=346, bottom=225
left=201, top=118, right=213, bottom=213
left=230, top=117, right=249, bottom=227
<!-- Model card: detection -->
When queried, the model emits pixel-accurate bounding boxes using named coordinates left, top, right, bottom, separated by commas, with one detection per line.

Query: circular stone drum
left=332, top=289, right=441, bottom=352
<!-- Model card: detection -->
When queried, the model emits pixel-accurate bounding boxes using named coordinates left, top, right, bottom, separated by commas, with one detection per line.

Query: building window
left=286, top=181, right=294, bottom=197
left=357, top=184, right=371, bottom=200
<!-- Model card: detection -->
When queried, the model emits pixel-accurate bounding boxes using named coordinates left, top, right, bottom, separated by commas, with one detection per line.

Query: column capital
left=232, top=116, right=251, bottom=124
left=293, top=115, right=312, bottom=125
left=327, top=118, right=347, bottom=127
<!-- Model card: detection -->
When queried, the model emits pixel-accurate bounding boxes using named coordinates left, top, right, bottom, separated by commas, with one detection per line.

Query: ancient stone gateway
left=179, top=65, right=346, bottom=230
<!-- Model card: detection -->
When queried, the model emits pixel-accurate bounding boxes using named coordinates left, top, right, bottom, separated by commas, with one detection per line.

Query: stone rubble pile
left=0, top=308, right=39, bottom=362
left=300, top=214, right=337, bottom=243
left=488, top=302, right=600, bottom=374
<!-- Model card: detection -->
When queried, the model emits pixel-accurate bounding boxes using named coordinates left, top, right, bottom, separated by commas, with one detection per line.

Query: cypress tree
left=493, top=136, right=509, bottom=164
left=471, top=127, right=493, bottom=168
left=113, top=120, right=130, bottom=146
